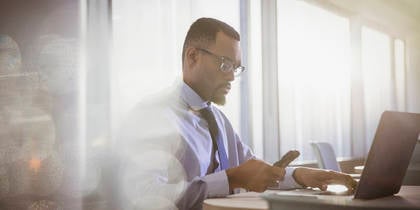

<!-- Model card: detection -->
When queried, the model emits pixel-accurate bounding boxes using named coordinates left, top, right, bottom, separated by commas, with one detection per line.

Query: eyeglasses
left=197, top=48, right=245, bottom=77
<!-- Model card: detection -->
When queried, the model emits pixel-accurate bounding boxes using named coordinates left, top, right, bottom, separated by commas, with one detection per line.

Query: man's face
left=190, top=31, right=241, bottom=105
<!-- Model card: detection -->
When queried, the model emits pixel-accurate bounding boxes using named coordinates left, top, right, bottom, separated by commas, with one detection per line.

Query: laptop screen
left=354, top=111, right=420, bottom=199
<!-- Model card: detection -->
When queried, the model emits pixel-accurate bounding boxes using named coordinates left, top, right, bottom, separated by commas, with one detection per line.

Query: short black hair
left=182, top=17, right=240, bottom=67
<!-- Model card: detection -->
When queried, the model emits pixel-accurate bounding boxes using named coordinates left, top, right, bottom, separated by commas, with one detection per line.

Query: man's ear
left=185, top=47, right=199, bottom=67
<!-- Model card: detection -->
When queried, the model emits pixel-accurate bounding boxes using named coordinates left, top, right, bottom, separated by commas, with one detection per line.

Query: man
left=118, top=17, right=356, bottom=210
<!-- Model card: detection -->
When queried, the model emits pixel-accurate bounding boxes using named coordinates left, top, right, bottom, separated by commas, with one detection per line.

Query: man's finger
left=270, top=166, right=285, bottom=180
left=338, top=175, right=357, bottom=189
left=268, top=179, right=280, bottom=188
left=324, top=177, right=357, bottom=191
left=324, top=171, right=357, bottom=188
left=320, top=184, right=328, bottom=191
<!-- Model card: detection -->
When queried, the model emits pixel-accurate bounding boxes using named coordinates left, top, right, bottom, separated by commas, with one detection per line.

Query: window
left=250, top=0, right=408, bottom=162
left=276, top=0, right=351, bottom=160
left=361, top=26, right=393, bottom=148
left=111, top=0, right=242, bottom=134
left=362, top=26, right=406, bottom=149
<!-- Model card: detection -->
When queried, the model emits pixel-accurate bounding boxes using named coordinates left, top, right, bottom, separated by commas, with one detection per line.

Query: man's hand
left=226, top=159, right=285, bottom=192
left=293, top=167, right=358, bottom=192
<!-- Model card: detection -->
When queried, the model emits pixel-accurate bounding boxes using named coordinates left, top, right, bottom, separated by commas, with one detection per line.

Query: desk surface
left=203, top=186, right=420, bottom=210
left=203, top=192, right=268, bottom=210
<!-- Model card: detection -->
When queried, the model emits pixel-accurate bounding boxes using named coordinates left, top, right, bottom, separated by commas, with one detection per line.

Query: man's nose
left=226, top=70, right=235, bottom=82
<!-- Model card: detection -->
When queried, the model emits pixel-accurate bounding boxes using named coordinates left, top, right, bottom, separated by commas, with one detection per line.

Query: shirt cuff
left=202, top=170, right=230, bottom=197
left=278, top=167, right=304, bottom=189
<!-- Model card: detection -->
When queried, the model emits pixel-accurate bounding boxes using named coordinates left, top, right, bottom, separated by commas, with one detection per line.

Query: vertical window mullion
left=239, top=0, right=251, bottom=146
left=261, top=0, right=280, bottom=163
left=394, top=39, right=406, bottom=111
left=349, top=16, right=367, bottom=157
left=248, top=0, right=263, bottom=158
left=390, top=37, right=397, bottom=110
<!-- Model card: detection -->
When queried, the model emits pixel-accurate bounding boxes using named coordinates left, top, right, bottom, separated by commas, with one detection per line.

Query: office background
left=0, top=0, right=419, bottom=207
left=109, top=0, right=420, bottom=163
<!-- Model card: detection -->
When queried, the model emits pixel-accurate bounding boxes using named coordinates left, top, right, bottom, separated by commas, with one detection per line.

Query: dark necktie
left=199, top=106, right=229, bottom=170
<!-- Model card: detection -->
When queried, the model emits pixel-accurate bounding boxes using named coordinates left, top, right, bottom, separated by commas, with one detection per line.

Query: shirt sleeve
left=277, top=167, right=304, bottom=189
left=176, top=171, right=230, bottom=209
left=118, top=149, right=224, bottom=210
left=202, top=170, right=230, bottom=197
left=171, top=139, right=231, bottom=209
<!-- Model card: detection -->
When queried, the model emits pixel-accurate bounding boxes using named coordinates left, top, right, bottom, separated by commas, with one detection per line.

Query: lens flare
left=326, top=184, right=348, bottom=193
left=29, top=157, right=41, bottom=173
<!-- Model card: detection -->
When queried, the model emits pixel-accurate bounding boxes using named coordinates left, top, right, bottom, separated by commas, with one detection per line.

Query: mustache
left=219, top=83, right=231, bottom=90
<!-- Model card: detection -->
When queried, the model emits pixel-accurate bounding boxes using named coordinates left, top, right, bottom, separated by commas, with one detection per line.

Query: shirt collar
left=180, top=81, right=209, bottom=111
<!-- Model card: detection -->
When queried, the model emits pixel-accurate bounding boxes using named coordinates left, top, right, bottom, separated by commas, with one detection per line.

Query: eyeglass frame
left=196, top=48, right=245, bottom=77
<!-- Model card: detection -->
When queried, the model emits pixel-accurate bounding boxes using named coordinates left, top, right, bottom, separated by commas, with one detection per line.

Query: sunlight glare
left=327, top=184, right=348, bottom=193
left=277, top=0, right=352, bottom=160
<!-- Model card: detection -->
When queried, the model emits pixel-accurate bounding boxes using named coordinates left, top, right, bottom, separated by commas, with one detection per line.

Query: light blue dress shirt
left=118, top=81, right=301, bottom=210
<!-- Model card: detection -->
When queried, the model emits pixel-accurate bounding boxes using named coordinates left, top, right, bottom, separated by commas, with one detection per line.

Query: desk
left=203, top=186, right=420, bottom=210
left=403, top=164, right=420, bottom=185
left=203, top=192, right=268, bottom=210
left=263, top=186, right=420, bottom=210
left=354, top=165, right=364, bottom=174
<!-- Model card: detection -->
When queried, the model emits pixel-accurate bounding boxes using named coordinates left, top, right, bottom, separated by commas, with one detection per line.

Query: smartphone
left=273, top=150, right=300, bottom=168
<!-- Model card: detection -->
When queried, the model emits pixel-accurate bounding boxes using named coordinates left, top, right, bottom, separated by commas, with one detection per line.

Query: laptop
left=354, top=111, right=420, bottom=199
left=267, top=111, right=420, bottom=200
